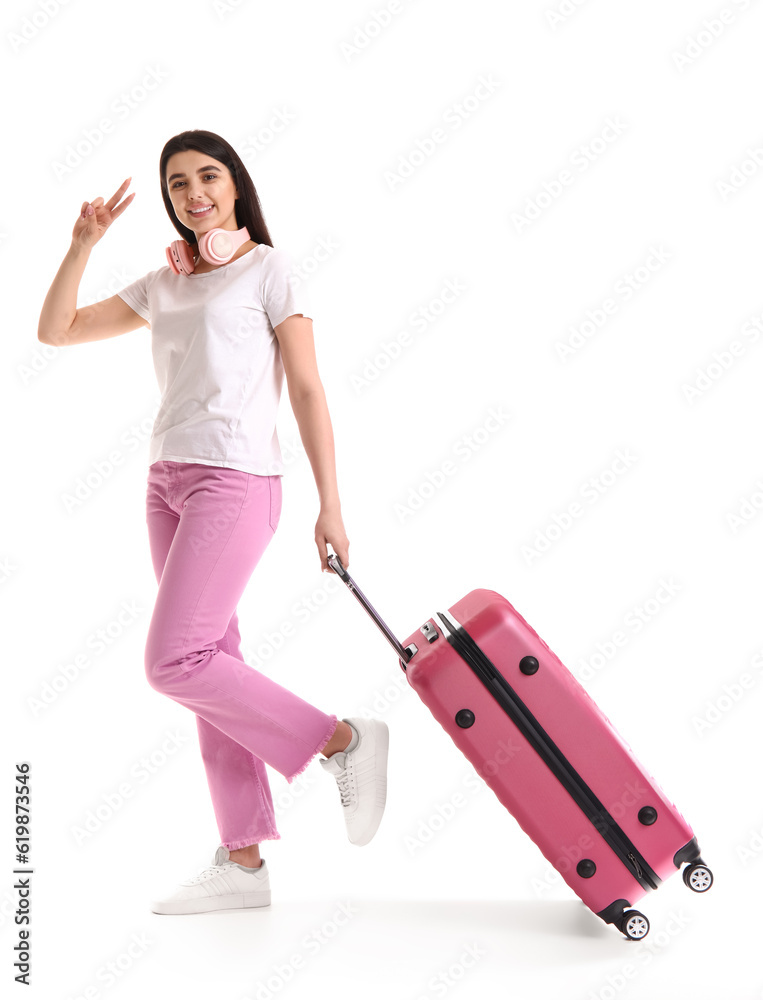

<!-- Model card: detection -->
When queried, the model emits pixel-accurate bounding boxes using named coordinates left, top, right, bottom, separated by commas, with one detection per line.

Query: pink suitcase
left=327, top=554, right=713, bottom=940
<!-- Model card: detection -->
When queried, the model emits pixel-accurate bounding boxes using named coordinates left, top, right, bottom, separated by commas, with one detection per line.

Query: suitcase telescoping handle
left=327, top=553, right=413, bottom=665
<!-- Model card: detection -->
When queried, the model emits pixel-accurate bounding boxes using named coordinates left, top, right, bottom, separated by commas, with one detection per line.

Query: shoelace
left=335, top=762, right=354, bottom=807
left=184, top=862, right=234, bottom=884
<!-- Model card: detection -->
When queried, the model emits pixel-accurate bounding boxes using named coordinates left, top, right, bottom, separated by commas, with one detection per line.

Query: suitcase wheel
left=683, top=862, right=714, bottom=892
left=620, top=910, right=650, bottom=940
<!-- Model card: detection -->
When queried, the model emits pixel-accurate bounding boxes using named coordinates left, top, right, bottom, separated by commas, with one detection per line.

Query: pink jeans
left=144, top=460, right=338, bottom=849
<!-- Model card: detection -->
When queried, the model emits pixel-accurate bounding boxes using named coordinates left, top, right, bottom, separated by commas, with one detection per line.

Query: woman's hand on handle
left=72, top=176, right=135, bottom=251
left=316, top=506, right=349, bottom=574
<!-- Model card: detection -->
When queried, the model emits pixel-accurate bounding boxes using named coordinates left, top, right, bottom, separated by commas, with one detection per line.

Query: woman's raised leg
left=144, top=461, right=338, bottom=802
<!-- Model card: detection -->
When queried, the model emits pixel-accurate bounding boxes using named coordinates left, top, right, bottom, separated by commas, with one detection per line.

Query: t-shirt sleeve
left=116, top=272, right=151, bottom=323
left=260, top=248, right=313, bottom=328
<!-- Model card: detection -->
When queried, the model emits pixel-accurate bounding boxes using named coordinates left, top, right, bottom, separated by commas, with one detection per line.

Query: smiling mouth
left=188, top=205, right=213, bottom=218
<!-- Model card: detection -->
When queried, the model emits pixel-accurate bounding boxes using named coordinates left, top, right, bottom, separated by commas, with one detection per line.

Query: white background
left=5, top=0, right=762, bottom=997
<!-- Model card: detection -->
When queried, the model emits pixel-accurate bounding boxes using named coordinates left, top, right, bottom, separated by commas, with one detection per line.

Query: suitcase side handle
left=327, top=553, right=413, bottom=665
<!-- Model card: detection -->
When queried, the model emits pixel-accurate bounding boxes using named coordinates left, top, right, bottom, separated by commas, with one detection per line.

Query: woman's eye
left=171, top=174, right=217, bottom=189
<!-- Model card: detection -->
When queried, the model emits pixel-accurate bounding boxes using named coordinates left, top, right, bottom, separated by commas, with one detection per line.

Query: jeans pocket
left=268, top=476, right=282, bottom=534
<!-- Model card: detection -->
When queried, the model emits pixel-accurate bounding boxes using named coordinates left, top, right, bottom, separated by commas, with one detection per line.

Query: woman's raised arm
left=37, top=177, right=137, bottom=346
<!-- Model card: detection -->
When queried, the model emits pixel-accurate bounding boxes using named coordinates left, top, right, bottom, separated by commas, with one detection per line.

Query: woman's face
left=165, top=149, right=239, bottom=239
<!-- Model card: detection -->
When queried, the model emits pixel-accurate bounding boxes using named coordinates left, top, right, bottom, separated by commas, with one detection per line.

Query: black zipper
left=436, top=611, right=660, bottom=892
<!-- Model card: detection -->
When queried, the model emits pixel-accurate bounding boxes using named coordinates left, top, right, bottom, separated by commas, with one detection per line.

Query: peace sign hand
left=72, top=177, right=136, bottom=251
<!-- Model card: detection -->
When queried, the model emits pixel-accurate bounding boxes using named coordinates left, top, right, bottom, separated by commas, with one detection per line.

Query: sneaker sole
left=151, top=889, right=271, bottom=914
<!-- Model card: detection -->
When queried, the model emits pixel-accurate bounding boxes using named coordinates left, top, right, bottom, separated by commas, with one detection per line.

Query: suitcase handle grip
left=327, top=552, right=412, bottom=665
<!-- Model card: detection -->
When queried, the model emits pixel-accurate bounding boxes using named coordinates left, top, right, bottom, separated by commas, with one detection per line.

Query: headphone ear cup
left=199, top=228, right=233, bottom=265
left=198, top=226, right=250, bottom=265
left=166, top=240, right=195, bottom=276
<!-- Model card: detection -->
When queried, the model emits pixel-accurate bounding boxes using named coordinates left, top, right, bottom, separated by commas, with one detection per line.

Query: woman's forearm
left=290, top=387, right=342, bottom=509
left=38, top=242, right=91, bottom=345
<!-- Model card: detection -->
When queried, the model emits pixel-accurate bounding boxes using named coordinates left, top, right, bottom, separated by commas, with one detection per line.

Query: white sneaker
left=150, top=845, right=271, bottom=914
left=320, top=717, right=389, bottom=846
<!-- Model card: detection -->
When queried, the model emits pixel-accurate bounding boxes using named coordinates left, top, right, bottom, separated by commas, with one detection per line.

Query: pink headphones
left=166, top=225, right=251, bottom=275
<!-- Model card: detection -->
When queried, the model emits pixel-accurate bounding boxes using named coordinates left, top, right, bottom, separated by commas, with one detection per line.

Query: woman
left=37, top=129, right=389, bottom=915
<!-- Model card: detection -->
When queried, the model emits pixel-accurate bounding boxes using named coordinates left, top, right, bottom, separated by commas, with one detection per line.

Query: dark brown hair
left=159, top=130, right=274, bottom=249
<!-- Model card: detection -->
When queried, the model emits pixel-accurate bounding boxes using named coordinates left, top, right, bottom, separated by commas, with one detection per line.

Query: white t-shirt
left=116, top=243, right=311, bottom=476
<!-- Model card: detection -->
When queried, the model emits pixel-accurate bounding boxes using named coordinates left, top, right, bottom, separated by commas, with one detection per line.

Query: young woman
left=37, top=129, right=389, bottom=915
